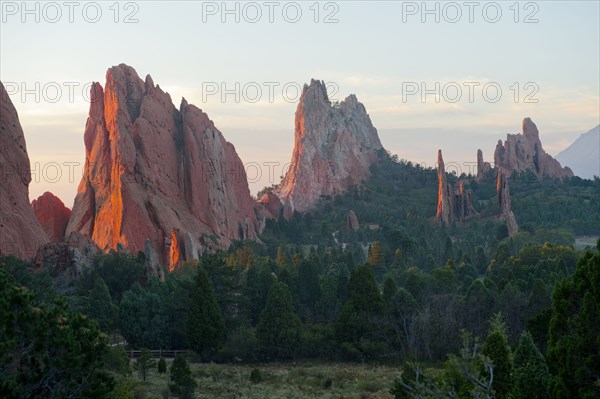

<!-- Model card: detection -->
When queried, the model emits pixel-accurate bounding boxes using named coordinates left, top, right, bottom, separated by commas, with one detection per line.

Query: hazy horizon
left=2, top=1, right=599, bottom=206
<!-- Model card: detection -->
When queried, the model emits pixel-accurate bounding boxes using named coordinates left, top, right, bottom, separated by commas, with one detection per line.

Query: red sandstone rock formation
left=34, top=231, right=100, bottom=281
left=275, top=80, right=383, bottom=214
left=436, top=150, right=453, bottom=225
left=345, top=210, right=360, bottom=232
left=476, top=149, right=491, bottom=181
left=66, top=64, right=261, bottom=264
left=258, top=191, right=283, bottom=219
left=436, top=150, right=478, bottom=225
left=0, top=81, right=49, bottom=259
left=32, top=191, right=71, bottom=242
left=496, top=168, right=518, bottom=236
left=494, top=118, right=573, bottom=179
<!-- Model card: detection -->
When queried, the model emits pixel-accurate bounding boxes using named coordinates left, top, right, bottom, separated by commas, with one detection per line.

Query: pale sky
left=1, top=1, right=599, bottom=206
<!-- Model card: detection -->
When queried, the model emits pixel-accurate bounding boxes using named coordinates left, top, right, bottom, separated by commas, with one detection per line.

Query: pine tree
left=547, top=241, right=600, bottom=399
left=383, top=276, right=397, bottom=304
left=87, top=277, right=114, bottom=332
left=511, top=331, right=550, bottom=399
left=336, top=265, right=385, bottom=359
left=169, top=355, right=196, bottom=399
left=186, top=267, right=225, bottom=356
left=368, top=241, right=385, bottom=267
left=135, top=348, right=155, bottom=382
left=157, top=357, right=167, bottom=374
left=276, top=245, right=287, bottom=266
left=482, top=313, right=513, bottom=399
left=0, top=267, right=115, bottom=398
left=256, top=282, right=302, bottom=360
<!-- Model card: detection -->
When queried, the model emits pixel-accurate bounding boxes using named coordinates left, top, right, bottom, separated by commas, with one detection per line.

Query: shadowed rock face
left=66, top=64, right=260, bottom=268
left=0, top=81, right=49, bottom=259
left=476, top=149, right=491, bottom=181
left=494, top=118, right=573, bottom=179
left=34, top=231, right=100, bottom=282
left=496, top=168, right=518, bottom=236
left=32, top=192, right=71, bottom=242
left=435, top=150, right=478, bottom=225
left=275, top=79, right=383, bottom=214
left=345, top=210, right=360, bottom=232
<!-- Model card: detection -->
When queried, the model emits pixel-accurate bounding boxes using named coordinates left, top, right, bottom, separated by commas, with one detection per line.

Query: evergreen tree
left=0, top=267, right=115, bottom=398
left=118, top=283, right=169, bottom=349
left=368, top=241, right=385, bottom=267
left=186, top=267, right=225, bottom=356
left=135, top=348, right=155, bottom=382
left=383, top=276, right=398, bottom=304
left=547, top=241, right=600, bottom=399
left=276, top=246, right=287, bottom=266
left=157, top=357, right=167, bottom=374
left=297, top=258, right=322, bottom=320
left=511, top=331, right=550, bottom=399
left=481, top=313, right=513, bottom=399
left=169, top=355, right=196, bottom=399
left=256, top=282, right=302, bottom=360
left=87, top=277, right=114, bottom=332
left=336, top=265, right=385, bottom=359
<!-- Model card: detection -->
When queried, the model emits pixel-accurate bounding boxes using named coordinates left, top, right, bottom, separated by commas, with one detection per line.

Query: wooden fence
left=128, top=349, right=189, bottom=359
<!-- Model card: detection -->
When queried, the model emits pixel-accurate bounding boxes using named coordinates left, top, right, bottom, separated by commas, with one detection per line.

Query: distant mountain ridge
left=555, top=125, right=600, bottom=180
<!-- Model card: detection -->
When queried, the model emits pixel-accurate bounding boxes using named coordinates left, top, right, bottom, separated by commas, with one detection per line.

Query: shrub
left=157, top=357, right=167, bottom=374
left=250, top=368, right=262, bottom=384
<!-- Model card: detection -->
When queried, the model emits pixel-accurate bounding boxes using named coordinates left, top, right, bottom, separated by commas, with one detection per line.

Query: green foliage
left=547, top=241, right=600, bottom=399
left=118, top=283, right=169, bottom=349
left=336, top=265, right=385, bottom=360
left=383, top=276, right=397, bottom=304
left=169, top=355, right=197, bottom=399
left=0, top=267, right=115, bottom=398
left=135, top=348, right=156, bottom=382
left=250, top=368, right=262, bottom=383
left=105, top=346, right=132, bottom=376
left=186, top=264, right=225, bottom=356
left=391, top=332, right=494, bottom=399
left=88, top=252, right=145, bottom=300
left=157, top=357, right=167, bottom=374
left=481, top=313, right=513, bottom=399
left=511, top=331, right=550, bottom=399
left=256, top=282, right=303, bottom=360
left=87, top=277, right=114, bottom=332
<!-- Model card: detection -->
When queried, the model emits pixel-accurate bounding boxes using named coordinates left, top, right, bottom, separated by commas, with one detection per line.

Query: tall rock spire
left=274, top=79, right=383, bottom=214
left=66, top=64, right=261, bottom=264
left=496, top=168, right=518, bottom=236
left=436, top=150, right=478, bottom=225
left=494, top=118, right=573, bottom=179
left=0, top=82, right=49, bottom=259
left=435, top=150, right=453, bottom=225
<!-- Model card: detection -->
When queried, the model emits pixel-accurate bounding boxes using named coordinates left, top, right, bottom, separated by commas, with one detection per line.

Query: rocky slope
left=274, top=79, right=383, bottom=214
left=32, top=191, right=71, bottom=242
left=66, top=64, right=261, bottom=268
left=494, top=118, right=573, bottom=179
left=0, top=81, right=49, bottom=259
left=555, top=125, right=600, bottom=180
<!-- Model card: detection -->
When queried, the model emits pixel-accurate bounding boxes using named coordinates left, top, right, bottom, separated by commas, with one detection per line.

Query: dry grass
left=140, top=361, right=399, bottom=399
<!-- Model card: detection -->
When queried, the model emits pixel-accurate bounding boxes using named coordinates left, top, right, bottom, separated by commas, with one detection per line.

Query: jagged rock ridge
left=32, top=191, right=71, bottom=243
left=494, top=118, right=573, bottom=179
left=496, top=168, right=518, bottom=236
left=274, top=79, right=383, bottom=214
left=66, top=64, right=261, bottom=268
left=435, top=150, right=478, bottom=224
left=0, top=81, right=49, bottom=259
